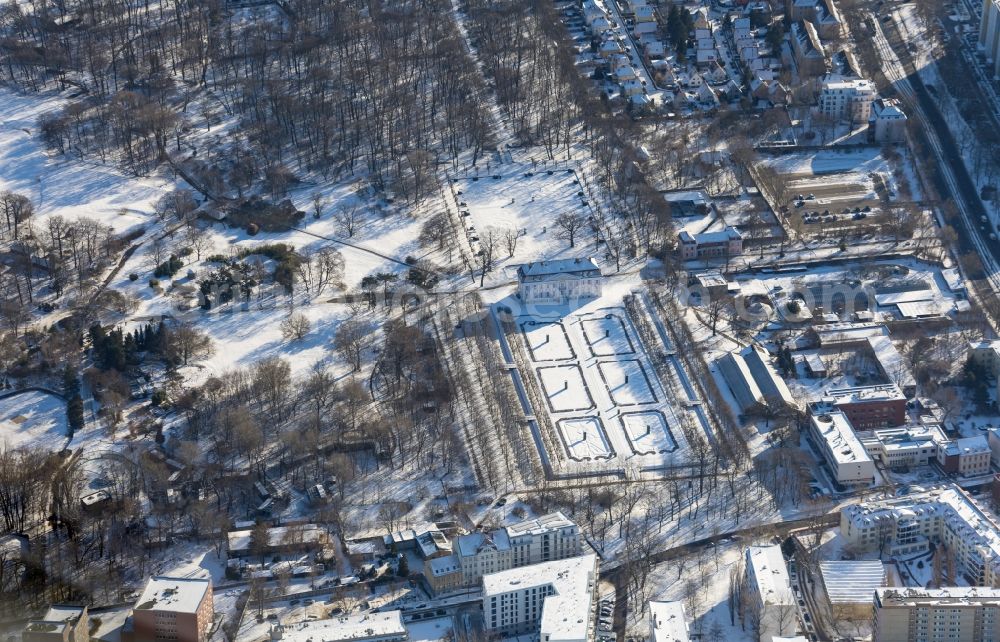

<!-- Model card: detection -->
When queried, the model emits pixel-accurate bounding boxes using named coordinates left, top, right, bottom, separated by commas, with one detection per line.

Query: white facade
left=517, top=259, right=602, bottom=305
left=809, top=411, right=876, bottom=486
left=743, top=546, right=797, bottom=642
left=841, top=487, right=1000, bottom=585
left=818, top=75, right=875, bottom=123
left=482, top=554, right=598, bottom=641
left=937, top=435, right=992, bottom=477
left=859, top=424, right=947, bottom=468
left=868, top=98, right=907, bottom=143
left=457, top=512, right=582, bottom=588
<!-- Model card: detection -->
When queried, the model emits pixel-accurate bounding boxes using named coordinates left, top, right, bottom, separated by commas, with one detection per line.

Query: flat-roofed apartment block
left=517, top=259, right=602, bottom=306
left=482, top=554, right=598, bottom=641
left=268, top=610, right=407, bottom=642
left=841, top=486, right=1000, bottom=585
left=874, top=587, right=1000, bottom=642
left=127, top=577, right=213, bottom=642
left=818, top=74, right=875, bottom=123
left=23, top=605, right=89, bottom=642
left=648, top=601, right=689, bottom=642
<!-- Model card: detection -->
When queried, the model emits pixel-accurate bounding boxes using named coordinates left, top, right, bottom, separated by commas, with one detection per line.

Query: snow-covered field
left=621, top=411, right=676, bottom=455
left=0, top=390, right=68, bottom=451
left=513, top=292, right=694, bottom=473
left=557, top=417, right=614, bottom=460
left=452, top=165, right=595, bottom=269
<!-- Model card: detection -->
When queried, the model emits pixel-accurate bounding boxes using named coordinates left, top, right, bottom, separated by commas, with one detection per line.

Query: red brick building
left=128, top=577, right=213, bottom=642
left=824, top=385, right=907, bottom=430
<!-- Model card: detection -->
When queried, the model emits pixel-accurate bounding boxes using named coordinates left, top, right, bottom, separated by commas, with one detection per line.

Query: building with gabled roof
left=743, top=546, right=796, bottom=642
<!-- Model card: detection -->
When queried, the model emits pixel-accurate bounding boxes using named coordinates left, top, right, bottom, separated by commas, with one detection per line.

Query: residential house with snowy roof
left=743, top=546, right=797, bottom=642
left=841, top=486, right=1000, bottom=585
left=677, top=227, right=742, bottom=260
left=868, top=98, right=906, bottom=143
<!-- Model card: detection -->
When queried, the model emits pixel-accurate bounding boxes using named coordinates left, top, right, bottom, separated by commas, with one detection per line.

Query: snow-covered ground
left=0, top=390, right=68, bottom=451
left=507, top=280, right=698, bottom=474
left=0, top=88, right=175, bottom=235
left=762, top=147, right=893, bottom=177
left=452, top=166, right=595, bottom=270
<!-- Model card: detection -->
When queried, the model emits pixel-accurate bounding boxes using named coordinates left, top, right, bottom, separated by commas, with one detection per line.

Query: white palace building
left=516, top=258, right=603, bottom=305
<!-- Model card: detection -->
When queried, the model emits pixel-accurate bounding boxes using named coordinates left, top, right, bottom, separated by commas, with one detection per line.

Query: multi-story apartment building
left=874, top=587, right=1000, bottom=642
left=455, top=512, right=582, bottom=589
left=818, top=75, right=875, bottom=124
left=128, top=577, right=214, bottom=642
left=648, top=601, right=689, bottom=642
left=23, top=606, right=89, bottom=642
left=482, top=554, right=597, bottom=641
left=743, top=546, right=797, bottom=642
left=981, top=0, right=1000, bottom=78
left=841, top=487, right=1000, bottom=585
left=937, top=436, right=992, bottom=477
left=791, top=20, right=827, bottom=78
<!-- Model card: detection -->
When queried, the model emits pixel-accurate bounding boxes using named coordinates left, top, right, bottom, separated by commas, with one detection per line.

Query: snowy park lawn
left=581, top=313, right=635, bottom=357
left=520, top=320, right=576, bottom=361
left=538, top=365, right=594, bottom=412
left=557, top=417, right=614, bottom=460
left=0, top=88, right=174, bottom=235
left=621, top=411, right=676, bottom=455
left=0, top=390, right=69, bottom=451
left=452, top=165, right=594, bottom=267
left=597, top=359, right=657, bottom=406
